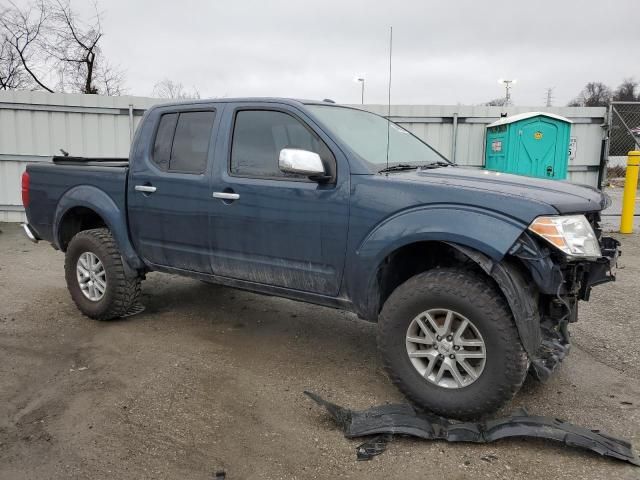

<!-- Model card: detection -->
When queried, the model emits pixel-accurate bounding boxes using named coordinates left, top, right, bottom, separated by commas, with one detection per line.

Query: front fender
left=446, top=243, right=541, bottom=358
left=347, top=205, right=527, bottom=320
left=53, top=185, right=144, bottom=271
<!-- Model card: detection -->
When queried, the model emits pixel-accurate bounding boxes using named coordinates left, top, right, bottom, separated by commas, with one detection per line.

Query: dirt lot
left=1, top=223, right=639, bottom=480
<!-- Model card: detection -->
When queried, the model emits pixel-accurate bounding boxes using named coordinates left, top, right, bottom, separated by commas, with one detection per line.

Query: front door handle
left=135, top=185, right=157, bottom=193
left=212, top=192, right=240, bottom=200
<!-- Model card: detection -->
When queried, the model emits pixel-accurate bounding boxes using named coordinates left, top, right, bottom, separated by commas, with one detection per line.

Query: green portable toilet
left=485, top=112, right=572, bottom=180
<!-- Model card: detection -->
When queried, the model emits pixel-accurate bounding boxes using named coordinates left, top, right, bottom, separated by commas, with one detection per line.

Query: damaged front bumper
left=450, top=231, right=621, bottom=382
left=530, top=237, right=620, bottom=381
left=305, top=391, right=640, bottom=466
left=581, top=236, right=621, bottom=297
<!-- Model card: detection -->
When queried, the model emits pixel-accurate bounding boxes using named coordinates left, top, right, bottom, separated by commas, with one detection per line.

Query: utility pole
left=498, top=79, right=516, bottom=106
left=355, top=77, right=365, bottom=104
left=545, top=87, right=554, bottom=107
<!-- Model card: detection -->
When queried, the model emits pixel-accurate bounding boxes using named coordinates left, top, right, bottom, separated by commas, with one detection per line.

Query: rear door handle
left=212, top=192, right=240, bottom=200
left=135, top=185, right=157, bottom=193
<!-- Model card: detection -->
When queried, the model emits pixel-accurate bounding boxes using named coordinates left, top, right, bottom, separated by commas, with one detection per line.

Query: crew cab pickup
left=22, top=98, right=620, bottom=418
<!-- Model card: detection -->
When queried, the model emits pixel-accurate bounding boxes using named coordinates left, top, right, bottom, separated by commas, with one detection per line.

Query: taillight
left=21, top=171, right=30, bottom=207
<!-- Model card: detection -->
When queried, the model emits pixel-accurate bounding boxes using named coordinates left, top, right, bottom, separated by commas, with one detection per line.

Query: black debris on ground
left=355, top=434, right=392, bottom=461
left=304, top=391, right=640, bottom=466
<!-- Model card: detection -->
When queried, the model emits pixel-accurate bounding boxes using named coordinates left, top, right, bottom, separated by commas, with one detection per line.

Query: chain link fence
left=608, top=102, right=640, bottom=176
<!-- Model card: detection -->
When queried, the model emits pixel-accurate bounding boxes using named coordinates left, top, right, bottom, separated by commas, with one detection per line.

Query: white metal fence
left=0, top=92, right=607, bottom=222
left=0, top=91, right=162, bottom=221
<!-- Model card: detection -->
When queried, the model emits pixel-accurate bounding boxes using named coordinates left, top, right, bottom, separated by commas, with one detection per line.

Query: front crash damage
left=448, top=227, right=620, bottom=381
left=305, top=391, right=640, bottom=466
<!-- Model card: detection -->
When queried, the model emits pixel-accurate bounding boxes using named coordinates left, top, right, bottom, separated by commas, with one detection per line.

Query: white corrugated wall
left=0, top=92, right=607, bottom=222
left=0, top=91, right=163, bottom=221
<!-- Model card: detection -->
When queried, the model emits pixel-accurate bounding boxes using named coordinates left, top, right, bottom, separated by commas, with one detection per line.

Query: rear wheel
left=378, top=268, right=527, bottom=419
left=65, top=228, right=141, bottom=320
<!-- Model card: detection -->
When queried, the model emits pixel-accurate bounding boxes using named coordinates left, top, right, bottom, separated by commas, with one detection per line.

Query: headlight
left=528, top=215, right=601, bottom=259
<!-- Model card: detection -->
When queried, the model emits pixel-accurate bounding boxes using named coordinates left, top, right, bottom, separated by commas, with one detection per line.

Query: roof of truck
left=153, top=97, right=340, bottom=109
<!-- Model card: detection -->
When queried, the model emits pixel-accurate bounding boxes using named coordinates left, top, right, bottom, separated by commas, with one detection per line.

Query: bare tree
left=152, top=78, right=200, bottom=100
left=568, top=82, right=612, bottom=107
left=0, top=0, right=53, bottom=91
left=98, top=63, right=125, bottom=95
left=613, top=78, right=639, bottom=102
left=48, top=0, right=94, bottom=93
left=46, top=0, right=124, bottom=94
left=0, top=0, right=125, bottom=94
left=0, top=35, right=27, bottom=89
left=484, top=97, right=508, bottom=106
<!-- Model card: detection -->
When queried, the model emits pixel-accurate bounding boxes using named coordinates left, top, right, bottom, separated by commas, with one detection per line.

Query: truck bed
left=25, top=159, right=130, bottom=245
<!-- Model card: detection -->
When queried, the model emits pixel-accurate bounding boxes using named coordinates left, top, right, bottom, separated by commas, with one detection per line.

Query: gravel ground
left=0, top=222, right=639, bottom=480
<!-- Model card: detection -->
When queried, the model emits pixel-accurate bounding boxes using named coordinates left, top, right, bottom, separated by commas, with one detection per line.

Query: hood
left=393, top=167, right=606, bottom=214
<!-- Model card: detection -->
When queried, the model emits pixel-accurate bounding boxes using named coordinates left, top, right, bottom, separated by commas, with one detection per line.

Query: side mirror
left=279, top=148, right=326, bottom=178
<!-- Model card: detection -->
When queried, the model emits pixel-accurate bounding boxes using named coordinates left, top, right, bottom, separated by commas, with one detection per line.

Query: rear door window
left=151, top=110, right=215, bottom=174
left=152, top=113, right=178, bottom=171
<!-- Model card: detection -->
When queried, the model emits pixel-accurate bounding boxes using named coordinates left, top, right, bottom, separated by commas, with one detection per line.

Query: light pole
left=355, top=77, right=365, bottom=104
left=498, top=78, right=517, bottom=106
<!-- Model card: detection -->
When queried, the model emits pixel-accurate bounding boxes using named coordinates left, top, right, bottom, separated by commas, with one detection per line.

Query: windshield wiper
left=378, top=161, right=453, bottom=174
left=419, top=160, right=454, bottom=169
left=378, top=164, right=419, bottom=173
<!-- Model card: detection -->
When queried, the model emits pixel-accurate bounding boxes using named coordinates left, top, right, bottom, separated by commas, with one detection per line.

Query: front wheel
left=378, top=268, right=527, bottom=419
left=64, top=228, right=141, bottom=320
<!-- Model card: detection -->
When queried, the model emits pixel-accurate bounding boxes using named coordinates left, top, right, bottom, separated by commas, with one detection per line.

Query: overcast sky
left=75, top=0, right=638, bottom=105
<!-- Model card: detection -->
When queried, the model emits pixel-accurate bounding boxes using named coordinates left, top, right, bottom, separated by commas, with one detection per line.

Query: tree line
left=568, top=79, right=640, bottom=107
left=485, top=79, right=639, bottom=107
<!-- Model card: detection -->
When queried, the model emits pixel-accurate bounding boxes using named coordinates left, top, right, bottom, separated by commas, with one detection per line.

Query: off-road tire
left=378, top=268, right=527, bottom=419
left=64, top=228, right=141, bottom=320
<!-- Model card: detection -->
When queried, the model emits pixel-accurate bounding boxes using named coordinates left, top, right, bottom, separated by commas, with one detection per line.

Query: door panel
left=128, top=107, right=218, bottom=273
left=208, top=104, right=350, bottom=295
left=128, top=173, right=212, bottom=271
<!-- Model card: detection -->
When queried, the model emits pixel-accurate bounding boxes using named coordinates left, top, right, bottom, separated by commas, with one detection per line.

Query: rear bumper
left=22, top=223, right=40, bottom=243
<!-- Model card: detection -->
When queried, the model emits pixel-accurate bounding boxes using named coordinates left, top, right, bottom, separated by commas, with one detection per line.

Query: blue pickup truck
left=22, top=98, right=619, bottom=418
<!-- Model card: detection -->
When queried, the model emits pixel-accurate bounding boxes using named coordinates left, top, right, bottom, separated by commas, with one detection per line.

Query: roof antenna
left=385, top=26, right=393, bottom=175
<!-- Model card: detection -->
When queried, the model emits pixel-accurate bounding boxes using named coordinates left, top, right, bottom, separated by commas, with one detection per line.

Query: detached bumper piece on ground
left=304, top=391, right=640, bottom=466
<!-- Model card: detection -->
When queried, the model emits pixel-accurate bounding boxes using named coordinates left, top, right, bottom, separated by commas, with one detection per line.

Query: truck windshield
left=306, top=105, right=449, bottom=172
